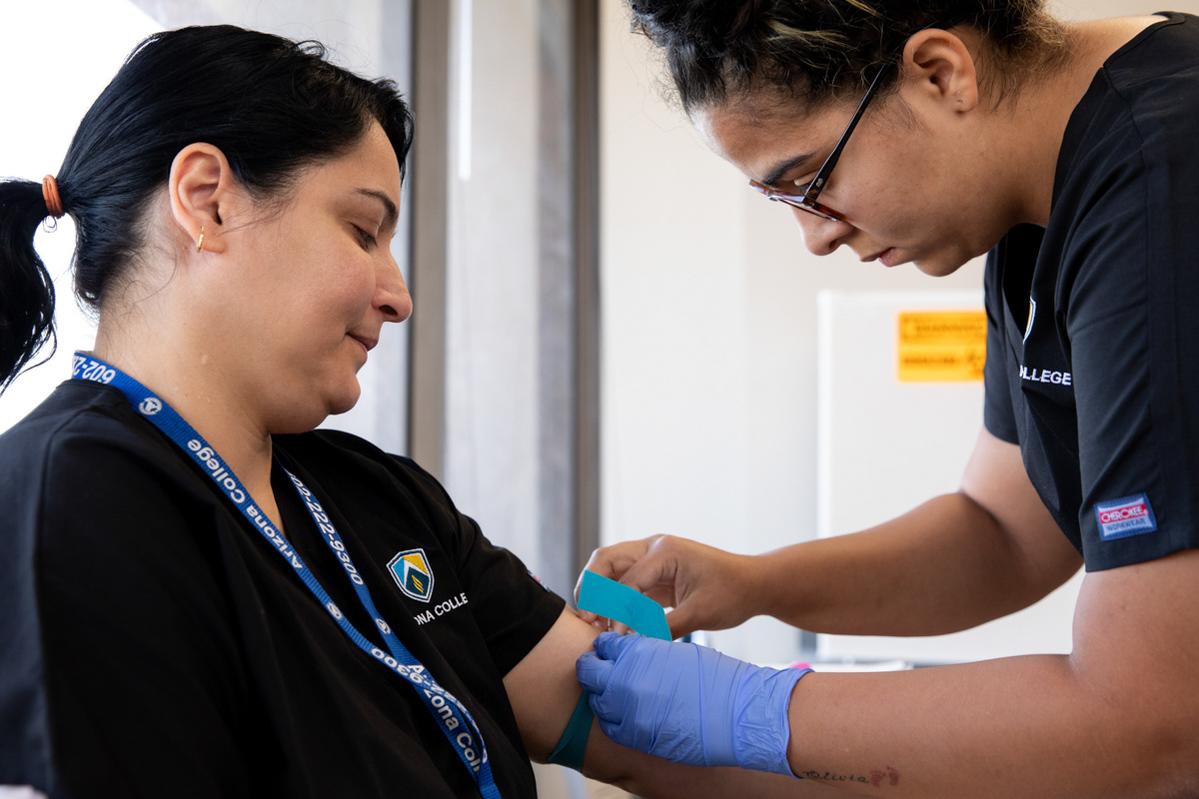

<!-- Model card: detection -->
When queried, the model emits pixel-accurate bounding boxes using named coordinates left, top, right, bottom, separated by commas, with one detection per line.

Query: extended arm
left=761, top=428, right=1080, bottom=635
left=782, top=546, right=1199, bottom=796
left=504, top=608, right=845, bottom=798
left=576, top=548, right=1199, bottom=797
left=580, top=428, right=1081, bottom=638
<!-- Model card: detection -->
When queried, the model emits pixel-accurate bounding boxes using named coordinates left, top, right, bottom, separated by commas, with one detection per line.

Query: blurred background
left=2, top=2, right=1193, bottom=796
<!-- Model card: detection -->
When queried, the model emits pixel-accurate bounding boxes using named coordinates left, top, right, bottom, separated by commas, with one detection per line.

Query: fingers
left=577, top=536, right=673, bottom=596
left=592, top=630, right=638, bottom=660
left=577, top=539, right=652, bottom=599
left=575, top=650, right=612, bottom=695
left=587, top=692, right=627, bottom=740
left=577, top=636, right=632, bottom=727
left=617, top=534, right=682, bottom=598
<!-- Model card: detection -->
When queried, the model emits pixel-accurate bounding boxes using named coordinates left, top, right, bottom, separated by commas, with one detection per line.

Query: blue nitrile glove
left=575, top=632, right=811, bottom=775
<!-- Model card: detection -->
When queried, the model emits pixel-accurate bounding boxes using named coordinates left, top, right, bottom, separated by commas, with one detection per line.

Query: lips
left=878, top=248, right=901, bottom=267
left=348, top=334, right=378, bottom=352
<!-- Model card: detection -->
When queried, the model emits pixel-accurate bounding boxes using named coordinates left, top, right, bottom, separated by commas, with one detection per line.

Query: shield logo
left=388, top=548, right=435, bottom=602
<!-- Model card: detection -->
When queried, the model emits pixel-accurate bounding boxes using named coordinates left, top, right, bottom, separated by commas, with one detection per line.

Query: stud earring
left=196, top=224, right=206, bottom=253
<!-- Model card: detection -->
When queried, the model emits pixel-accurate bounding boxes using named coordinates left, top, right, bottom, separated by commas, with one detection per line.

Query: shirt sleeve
left=33, top=424, right=254, bottom=798
left=1065, top=116, right=1199, bottom=570
left=393, top=457, right=566, bottom=676
left=982, top=248, right=1020, bottom=444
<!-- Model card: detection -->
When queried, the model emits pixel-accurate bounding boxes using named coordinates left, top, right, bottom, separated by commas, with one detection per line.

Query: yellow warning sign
left=897, top=310, right=987, bottom=383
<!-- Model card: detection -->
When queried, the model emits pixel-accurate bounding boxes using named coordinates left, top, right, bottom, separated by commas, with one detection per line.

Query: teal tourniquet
left=549, top=571, right=673, bottom=769
left=546, top=694, right=595, bottom=769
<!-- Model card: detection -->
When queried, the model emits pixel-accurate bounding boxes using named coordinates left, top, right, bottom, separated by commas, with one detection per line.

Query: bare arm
left=583, top=428, right=1081, bottom=638
left=785, top=547, right=1199, bottom=797
left=760, top=428, right=1081, bottom=635
left=504, top=608, right=847, bottom=798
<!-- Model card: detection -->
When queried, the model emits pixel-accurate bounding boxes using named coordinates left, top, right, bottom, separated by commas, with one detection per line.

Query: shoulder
left=278, top=428, right=465, bottom=533
left=1, top=381, right=198, bottom=500
left=280, top=428, right=445, bottom=495
left=1063, top=14, right=1199, bottom=189
left=1, top=382, right=228, bottom=586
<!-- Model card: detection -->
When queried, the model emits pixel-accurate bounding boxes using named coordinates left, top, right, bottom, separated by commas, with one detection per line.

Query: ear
left=167, top=143, right=238, bottom=255
left=898, top=28, right=981, bottom=115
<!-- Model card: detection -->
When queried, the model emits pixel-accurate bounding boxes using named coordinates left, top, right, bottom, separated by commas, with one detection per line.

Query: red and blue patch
left=1095, top=493, right=1158, bottom=541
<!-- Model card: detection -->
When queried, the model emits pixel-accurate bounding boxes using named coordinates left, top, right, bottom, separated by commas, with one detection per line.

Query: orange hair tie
left=42, top=175, right=65, bottom=219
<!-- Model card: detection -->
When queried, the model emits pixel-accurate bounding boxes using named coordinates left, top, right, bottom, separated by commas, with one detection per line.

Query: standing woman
left=577, top=2, right=1199, bottom=796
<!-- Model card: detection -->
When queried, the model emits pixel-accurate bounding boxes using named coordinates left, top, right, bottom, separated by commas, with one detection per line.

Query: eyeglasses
left=750, top=61, right=895, bottom=222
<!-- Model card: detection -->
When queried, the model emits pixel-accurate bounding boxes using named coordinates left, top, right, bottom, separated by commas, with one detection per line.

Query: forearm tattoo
left=798, top=765, right=900, bottom=789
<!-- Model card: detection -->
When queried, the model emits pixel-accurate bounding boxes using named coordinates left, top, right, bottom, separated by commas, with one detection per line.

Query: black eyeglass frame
left=750, top=61, right=896, bottom=222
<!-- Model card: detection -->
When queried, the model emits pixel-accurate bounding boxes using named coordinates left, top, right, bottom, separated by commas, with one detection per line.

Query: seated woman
left=0, top=25, right=822, bottom=799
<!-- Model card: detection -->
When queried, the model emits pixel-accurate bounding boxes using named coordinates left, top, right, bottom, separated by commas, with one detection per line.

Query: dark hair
left=0, top=25, right=414, bottom=391
left=628, top=0, right=1067, bottom=113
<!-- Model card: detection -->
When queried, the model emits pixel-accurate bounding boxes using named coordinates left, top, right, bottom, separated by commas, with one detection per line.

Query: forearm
left=510, top=609, right=842, bottom=796
left=786, top=654, right=1191, bottom=798
left=755, top=492, right=1053, bottom=636
left=582, top=721, right=849, bottom=798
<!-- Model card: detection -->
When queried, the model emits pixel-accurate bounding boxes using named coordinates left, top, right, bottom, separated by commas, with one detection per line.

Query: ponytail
left=0, top=25, right=415, bottom=394
left=0, top=179, right=57, bottom=392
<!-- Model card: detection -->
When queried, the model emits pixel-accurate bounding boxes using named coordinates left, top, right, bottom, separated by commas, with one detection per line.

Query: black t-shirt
left=0, top=379, right=565, bottom=798
left=983, top=11, right=1199, bottom=571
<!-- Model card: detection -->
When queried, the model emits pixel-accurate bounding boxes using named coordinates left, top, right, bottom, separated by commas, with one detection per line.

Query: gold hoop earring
left=196, top=225, right=206, bottom=253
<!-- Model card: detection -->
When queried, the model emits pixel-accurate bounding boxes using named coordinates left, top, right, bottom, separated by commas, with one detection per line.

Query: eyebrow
left=760, top=153, right=817, bottom=188
left=354, top=188, right=398, bottom=230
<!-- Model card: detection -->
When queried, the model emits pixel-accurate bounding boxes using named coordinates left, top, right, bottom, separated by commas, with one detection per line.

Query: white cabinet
left=816, top=290, right=1081, bottom=663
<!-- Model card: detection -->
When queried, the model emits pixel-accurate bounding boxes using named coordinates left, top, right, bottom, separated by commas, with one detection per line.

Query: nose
left=792, top=207, right=853, bottom=256
left=375, top=254, right=413, bottom=323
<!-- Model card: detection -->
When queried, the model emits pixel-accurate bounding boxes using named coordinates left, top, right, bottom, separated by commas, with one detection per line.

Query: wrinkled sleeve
left=1065, top=123, right=1199, bottom=570
left=392, top=457, right=565, bottom=676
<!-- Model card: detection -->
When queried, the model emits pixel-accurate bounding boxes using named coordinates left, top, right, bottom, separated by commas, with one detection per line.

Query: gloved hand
left=575, top=632, right=810, bottom=775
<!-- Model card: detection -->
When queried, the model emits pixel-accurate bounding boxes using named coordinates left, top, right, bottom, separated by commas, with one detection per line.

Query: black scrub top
left=0, top=380, right=565, bottom=798
left=984, top=12, right=1199, bottom=571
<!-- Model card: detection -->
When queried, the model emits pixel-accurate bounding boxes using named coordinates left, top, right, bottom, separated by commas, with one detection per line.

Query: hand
left=573, top=535, right=758, bottom=638
left=576, top=632, right=809, bottom=775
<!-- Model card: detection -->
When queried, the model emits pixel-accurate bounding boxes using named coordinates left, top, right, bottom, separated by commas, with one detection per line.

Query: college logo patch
left=387, top=548, right=435, bottom=602
left=1095, top=494, right=1158, bottom=541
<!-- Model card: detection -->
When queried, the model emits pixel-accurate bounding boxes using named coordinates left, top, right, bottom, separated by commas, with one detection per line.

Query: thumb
left=575, top=650, right=612, bottom=694
left=593, top=630, right=639, bottom=661
left=618, top=545, right=674, bottom=597
left=664, top=604, right=699, bottom=640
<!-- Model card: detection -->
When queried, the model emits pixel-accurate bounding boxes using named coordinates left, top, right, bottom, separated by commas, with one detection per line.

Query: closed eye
left=791, top=173, right=817, bottom=191
left=351, top=224, right=378, bottom=250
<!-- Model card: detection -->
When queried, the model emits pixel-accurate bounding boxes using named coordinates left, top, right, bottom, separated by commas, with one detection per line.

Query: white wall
left=0, top=0, right=412, bottom=453
left=599, top=1, right=1198, bottom=664
left=0, top=2, right=159, bottom=434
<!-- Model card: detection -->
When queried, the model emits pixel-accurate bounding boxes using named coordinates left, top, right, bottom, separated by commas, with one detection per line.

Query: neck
left=1002, top=16, right=1164, bottom=227
left=92, top=321, right=276, bottom=499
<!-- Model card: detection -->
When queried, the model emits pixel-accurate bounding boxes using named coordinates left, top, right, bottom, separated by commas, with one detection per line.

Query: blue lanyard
left=72, top=352, right=502, bottom=799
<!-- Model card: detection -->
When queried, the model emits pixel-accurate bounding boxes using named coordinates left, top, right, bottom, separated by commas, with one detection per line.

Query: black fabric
left=0, top=380, right=565, bottom=799
left=982, top=11, right=1199, bottom=571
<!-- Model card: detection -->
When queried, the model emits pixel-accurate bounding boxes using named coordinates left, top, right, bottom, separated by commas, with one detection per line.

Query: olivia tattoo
left=798, top=765, right=900, bottom=788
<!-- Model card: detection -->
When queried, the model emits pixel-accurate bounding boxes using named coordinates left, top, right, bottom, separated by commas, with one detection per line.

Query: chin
left=914, top=248, right=972, bottom=278
left=326, top=381, right=362, bottom=417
